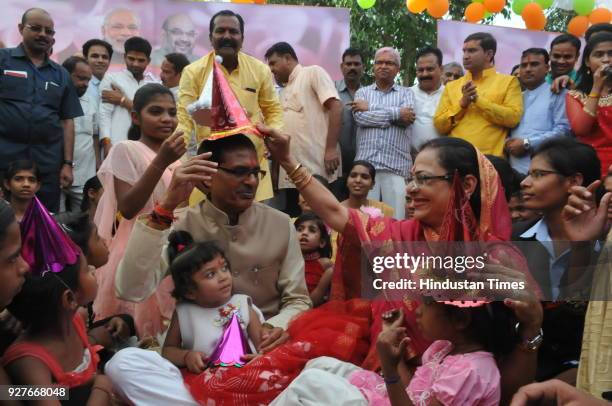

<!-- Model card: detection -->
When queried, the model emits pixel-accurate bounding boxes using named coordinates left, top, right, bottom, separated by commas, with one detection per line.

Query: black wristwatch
left=63, top=160, right=75, bottom=167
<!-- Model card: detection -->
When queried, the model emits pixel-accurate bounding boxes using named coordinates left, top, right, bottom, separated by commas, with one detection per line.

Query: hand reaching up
left=562, top=180, right=611, bottom=242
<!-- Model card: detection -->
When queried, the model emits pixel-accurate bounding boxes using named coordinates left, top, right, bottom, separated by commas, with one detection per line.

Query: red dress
left=566, top=91, right=612, bottom=177
left=1, top=314, right=101, bottom=388
left=305, top=257, right=324, bottom=293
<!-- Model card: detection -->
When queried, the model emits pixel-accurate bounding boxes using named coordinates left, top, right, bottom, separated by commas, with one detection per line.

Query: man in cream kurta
left=106, top=134, right=311, bottom=405
left=116, top=198, right=309, bottom=329
left=177, top=11, right=283, bottom=202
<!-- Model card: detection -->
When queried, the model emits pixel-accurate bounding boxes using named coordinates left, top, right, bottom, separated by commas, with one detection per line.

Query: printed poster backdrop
left=0, top=0, right=350, bottom=79
left=438, top=20, right=585, bottom=76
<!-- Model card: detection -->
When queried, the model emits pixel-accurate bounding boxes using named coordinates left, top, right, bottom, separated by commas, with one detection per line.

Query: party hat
left=186, top=57, right=215, bottom=127
left=208, top=311, right=251, bottom=368
left=20, top=196, right=80, bottom=276
left=187, top=55, right=262, bottom=140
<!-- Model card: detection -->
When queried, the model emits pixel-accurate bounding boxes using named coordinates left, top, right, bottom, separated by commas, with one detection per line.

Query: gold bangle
left=287, top=163, right=302, bottom=178
left=288, top=165, right=313, bottom=190
left=588, top=92, right=600, bottom=99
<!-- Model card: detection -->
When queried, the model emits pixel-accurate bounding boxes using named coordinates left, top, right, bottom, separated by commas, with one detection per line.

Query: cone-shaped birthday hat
left=208, top=311, right=251, bottom=368
left=188, top=55, right=262, bottom=140
left=20, top=196, right=80, bottom=276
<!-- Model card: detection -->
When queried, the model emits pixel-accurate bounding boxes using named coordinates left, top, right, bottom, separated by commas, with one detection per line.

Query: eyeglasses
left=374, top=60, right=398, bottom=67
left=406, top=173, right=453, bottom=188
left=526, top=169, right=564, bottom=179
left=25, top=24, right=55, bottom=36
left=218, top=166, right=267, bottom=180
left=166, top=28, right=197, bottom=38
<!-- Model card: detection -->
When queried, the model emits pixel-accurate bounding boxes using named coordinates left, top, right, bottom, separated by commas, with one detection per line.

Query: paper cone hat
left=187, top=55, right=262, bottom=140
left=20, top=197, right=80, bottom=276
left=209, top=311, right=251, bottom=368
left=210, top=56, right=262, bottom=140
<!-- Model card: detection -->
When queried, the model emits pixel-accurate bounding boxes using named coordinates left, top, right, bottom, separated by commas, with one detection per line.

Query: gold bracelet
left=296, top=174, right=313, bottom=191
left=290, top=166, right=313, bottom=190
left=287, top=163, right=302, bottom=178
left=288, top=165, right=312, bottom=190
left=588, top=92, right=600, bottom=99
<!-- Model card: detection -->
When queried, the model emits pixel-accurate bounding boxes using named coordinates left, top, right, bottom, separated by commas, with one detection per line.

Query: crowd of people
left=0, top=4, right=611, bottom=406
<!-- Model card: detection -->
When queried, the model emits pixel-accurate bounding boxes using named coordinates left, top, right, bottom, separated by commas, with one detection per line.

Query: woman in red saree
left=170, top=133, right=541, bottom=406
left=566, top=32, right=612, bottom=178
left=262, top=128, right=542, bottom=405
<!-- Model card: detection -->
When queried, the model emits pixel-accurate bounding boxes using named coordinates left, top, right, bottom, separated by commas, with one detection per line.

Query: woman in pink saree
left=94, top=84, right=184, bottom=337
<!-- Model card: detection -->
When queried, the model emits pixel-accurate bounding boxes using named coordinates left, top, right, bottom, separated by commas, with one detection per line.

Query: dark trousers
left=37, top=172, right=61, bottom=212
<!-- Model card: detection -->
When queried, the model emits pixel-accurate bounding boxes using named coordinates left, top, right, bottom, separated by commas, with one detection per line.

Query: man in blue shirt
left=505, top=48, right=570, bottom=174
left=0, top=8, right=83, bottom=212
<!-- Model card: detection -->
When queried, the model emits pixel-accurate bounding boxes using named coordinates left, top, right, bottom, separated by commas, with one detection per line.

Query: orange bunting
left=465, top=2, right=486, bottom=22
left=567, top=15, right=590, bottom=36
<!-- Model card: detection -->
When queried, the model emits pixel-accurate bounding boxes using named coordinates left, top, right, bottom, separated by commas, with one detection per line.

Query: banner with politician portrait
left=0, top=0, right=350, bottom=79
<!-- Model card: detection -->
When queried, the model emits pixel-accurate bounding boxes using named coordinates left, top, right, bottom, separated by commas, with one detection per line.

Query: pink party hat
left=209, top=311, right=251, bottom=368
left=209, top=57, right=262, bottom=140
left=20, top=196, right=80, bottom=276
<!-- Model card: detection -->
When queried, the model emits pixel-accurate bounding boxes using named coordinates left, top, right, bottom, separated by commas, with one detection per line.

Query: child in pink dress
left=349, top=299, right=518, bottom=406
left=94, top=84, right=185, bottom=337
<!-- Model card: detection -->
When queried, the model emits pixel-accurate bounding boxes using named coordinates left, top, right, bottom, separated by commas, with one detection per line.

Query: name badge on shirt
left=3, top=70, right=28, bottom=79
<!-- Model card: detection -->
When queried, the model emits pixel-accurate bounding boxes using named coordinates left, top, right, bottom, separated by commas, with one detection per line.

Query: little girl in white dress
left=162, top=231, right=264, bottom=374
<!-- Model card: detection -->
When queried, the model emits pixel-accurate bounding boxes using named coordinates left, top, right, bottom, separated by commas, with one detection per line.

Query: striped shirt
left=353, top=83, right=414, bottom=177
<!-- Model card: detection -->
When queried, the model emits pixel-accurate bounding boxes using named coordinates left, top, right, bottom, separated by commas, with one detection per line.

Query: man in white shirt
left=99, top=36, right=156, bottom=156
left=410, top=46, right=444, bottom=155
left=61, top=56, right=97, bottom=212
left=82, top=39, right=112, bottom=104
left=160, top=52, right=190, bottom=100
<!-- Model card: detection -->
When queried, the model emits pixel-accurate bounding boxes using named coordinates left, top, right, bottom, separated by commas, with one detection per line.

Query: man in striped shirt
left=351, top=47, right=415, bottom=219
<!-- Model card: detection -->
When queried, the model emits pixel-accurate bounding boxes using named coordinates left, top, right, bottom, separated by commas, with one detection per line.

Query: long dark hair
left=167, top=231, right=229, bottom=302
left=62, top=212, right=94, bottom=256
left=80, top=176, right=102, bottom=213
left=440, top=301, right=518, bottom=356
left=576, top=32, right=612, bottom=94
left=8, top=258, right=82, bottom=334
left=0, top=200, right=15, bottom=244
left=127, top=83, right=175, bottom=141
left=420, top=137, right=481, bottom=219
